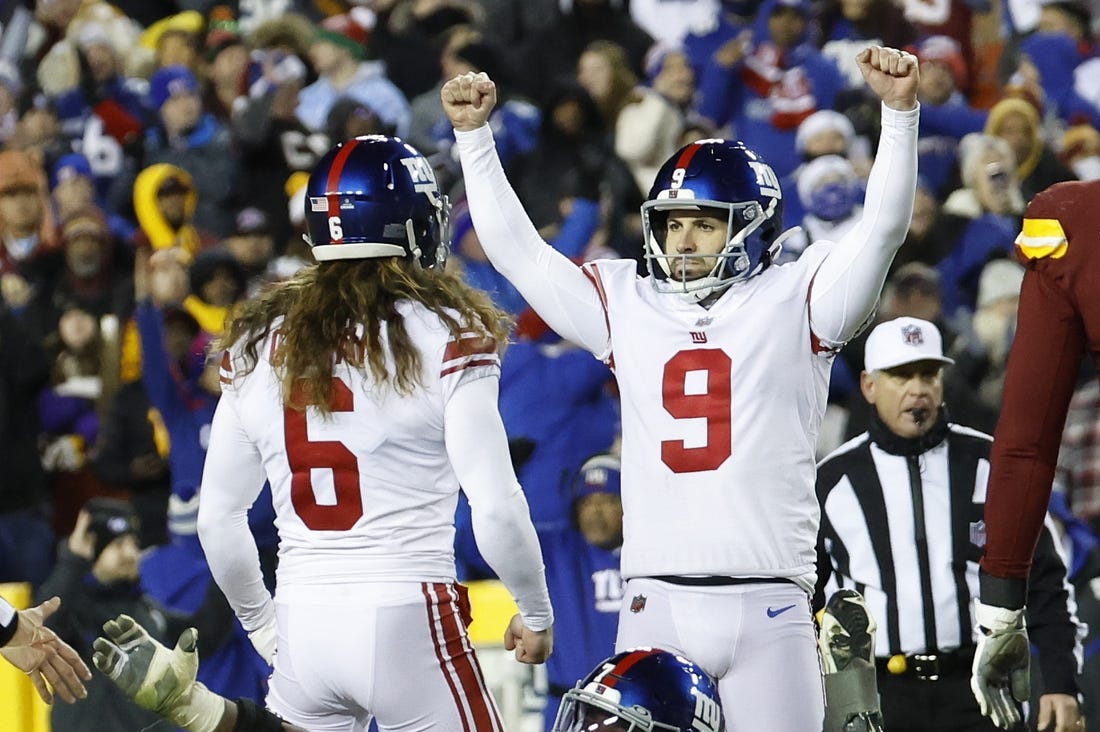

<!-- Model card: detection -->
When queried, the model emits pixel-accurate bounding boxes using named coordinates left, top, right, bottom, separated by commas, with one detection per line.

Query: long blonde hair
left=219, top=257, right=511, bottom=414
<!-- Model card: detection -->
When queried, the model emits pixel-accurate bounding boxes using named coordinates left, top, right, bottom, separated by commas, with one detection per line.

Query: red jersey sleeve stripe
left=581, top=262, right=615, bottom=370
left=440, top=356, right=500, bottom=378
left=443, top=335, right=498, bottom=362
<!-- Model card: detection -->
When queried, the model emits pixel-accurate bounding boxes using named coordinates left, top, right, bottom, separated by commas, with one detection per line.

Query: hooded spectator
left=131, top=164, right=217, bottom=255
left=794, top=154, right=864, bottom=250
left=984, top=96, right=1077, bottom=201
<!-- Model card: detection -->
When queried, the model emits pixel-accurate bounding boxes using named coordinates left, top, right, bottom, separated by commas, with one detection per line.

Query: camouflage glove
left=970, top=601, right=1029, bottom=730
left=92, top=614, right=223, bottom=732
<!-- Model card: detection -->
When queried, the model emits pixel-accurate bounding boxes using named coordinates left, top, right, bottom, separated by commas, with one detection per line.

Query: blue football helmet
left=554, top=648, right=724, bottom=732
left=642, top=139, right=787, bottom=302
left=304, top=135, right=449, bottom=268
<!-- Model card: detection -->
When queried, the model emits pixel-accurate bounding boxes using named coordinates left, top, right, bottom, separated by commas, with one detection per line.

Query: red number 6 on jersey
left=283, top=377, right=364, bottom=530
left=661, top=349, right=732, bottom=473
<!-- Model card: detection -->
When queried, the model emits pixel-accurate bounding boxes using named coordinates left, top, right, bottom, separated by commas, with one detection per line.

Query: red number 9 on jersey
left=661, top=349, right=732, bottom=473
left=283, top=377, right=364, bottom=530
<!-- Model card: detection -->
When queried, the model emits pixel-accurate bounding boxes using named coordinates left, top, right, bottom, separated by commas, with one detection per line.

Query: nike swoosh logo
left=766, top=604, right=797, bottom=618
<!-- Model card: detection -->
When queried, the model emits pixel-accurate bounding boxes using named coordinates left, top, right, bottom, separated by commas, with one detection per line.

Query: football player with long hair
left=195, top=135, right=553, bottom=731
left=442, top=44, right=919, bottom=730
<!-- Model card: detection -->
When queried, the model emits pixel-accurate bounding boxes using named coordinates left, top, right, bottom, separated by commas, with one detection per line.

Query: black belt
left=648, top=575, right=797, bottom=587
left=875, top=646, right=976, bottom=681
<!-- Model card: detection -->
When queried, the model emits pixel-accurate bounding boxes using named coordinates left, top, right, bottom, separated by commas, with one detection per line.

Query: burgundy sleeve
left=982, top=185, right=1089, bottom=587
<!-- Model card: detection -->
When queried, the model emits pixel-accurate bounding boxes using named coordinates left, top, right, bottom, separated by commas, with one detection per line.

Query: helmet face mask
left=304, top=135, right=450, bottom=268
left=553, top=649, right=724, bottom=732
left=642, top=140, right=785, bottom=302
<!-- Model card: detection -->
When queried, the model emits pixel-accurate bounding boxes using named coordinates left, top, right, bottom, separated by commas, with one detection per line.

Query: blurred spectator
left=0, top=304, right=53, bottom=586
left=53, top=18, right=147, bottom=166
left=248, top=12, right=316, bottom=60
left=146, top=13, right=202, bottom=71
left=38, top=498, right=251, bottom=731
left=786, top=154, right=864, bottom=257
left=696, top=0, right=846, bottom=178
left=577, top=40, right=683, bottom=195
left=784, top=109, right=862, bottom=228
left=645, top=43, right=697, bottom=115
left=224, top=207, right=276, bottom=298
left=1060, top=123, right=1100, bottom=181
left=201, top=10, right=250, bottom=122
left=231, top=46, right=313, bottom=247
left=0, top=150, right=58, bottom=312
left=37, top=304, right=103, bottom=475
left=1016, top=31, right=1100, bottom=130
left=50, top=153, right=135, bottom=242
left=908, top=34, right=987, bottom=196
left=518, top=0, right=654, bottom=103
left=23, top=206, right=133, bottom=348
left=935, top=132, right=1024, bottom=319
left=457, top=450, right=625, bottom=730
left=296, top=12, right=410, bottom=137
left=949, top=257, right=1025, bottom=415
left=1039, top=0, right=1093, bottom=43
left=507, top=82, right=642, bottom=261
left=186, top=248, right=247, bottom=320
left=893, top=177, right=949, bottom=271
left=8, top=94, right=68, bottom=165
left=143, top=65, right=238, bottom=236
left=131, top=164, right=218, bottom=255
left=984, top=97, right=1077, bottom=201
left=131, top=248, right=275, bottom=703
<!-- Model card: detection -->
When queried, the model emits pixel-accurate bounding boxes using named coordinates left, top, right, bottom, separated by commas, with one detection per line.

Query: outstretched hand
left=441, top=72, right=498, bottom=132
left=0, top=596, right=91, bottom=704
left=856, top=45, right=919, bottom=111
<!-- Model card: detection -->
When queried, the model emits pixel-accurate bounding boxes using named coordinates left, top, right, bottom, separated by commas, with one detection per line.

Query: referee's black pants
left=878, top=671, right=1014, bottom=731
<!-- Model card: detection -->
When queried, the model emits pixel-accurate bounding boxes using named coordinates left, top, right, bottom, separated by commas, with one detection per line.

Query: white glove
left=971, top=600, right=1030, bottom=730
left=247, top=618, right=278, bottom=664
left=93, top=615, right=224, bottom=732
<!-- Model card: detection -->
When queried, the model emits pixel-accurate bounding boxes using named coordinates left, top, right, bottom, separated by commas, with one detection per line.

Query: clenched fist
left=441, top=72, right=498, bottom=132
left=855, top=45, right=920, bottom=112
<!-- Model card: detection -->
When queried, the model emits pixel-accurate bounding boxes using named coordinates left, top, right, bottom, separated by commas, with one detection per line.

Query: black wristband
left=979, top=572, right=1027, bottom=611
left=234, top=698, right=285, bottom=732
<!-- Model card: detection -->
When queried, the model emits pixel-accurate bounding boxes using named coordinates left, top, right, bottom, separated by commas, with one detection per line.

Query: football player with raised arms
left=442, top=44, right=919, bottom=730
left=195, top=135, right=553, bottom=731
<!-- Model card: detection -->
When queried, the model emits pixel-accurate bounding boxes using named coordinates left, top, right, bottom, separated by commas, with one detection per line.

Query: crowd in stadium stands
left=2, top=0, right=1100, bottom=727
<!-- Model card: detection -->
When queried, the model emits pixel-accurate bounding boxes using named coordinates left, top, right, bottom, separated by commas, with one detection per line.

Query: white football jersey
left=584, top=246, right=836, bottom=589
left=217, top=301, right=500, bottom=588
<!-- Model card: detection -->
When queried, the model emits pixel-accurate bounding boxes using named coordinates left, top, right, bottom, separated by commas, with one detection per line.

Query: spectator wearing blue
left=454, top=452, right=624, bottom=731
left=133, top=248, right=275, bottom=704
left=783, top=109, right=861, bottom=232
left=539, top=452, right=624, bottom=731
left=51, top=154, right=136, bottom=243
left=296, top=13, right=410, bottom=137
left=144, top=65, right=238, bottom=236
left=53, top=21, right=147, bottom=162
left=695, top=0, right=847, bottom=178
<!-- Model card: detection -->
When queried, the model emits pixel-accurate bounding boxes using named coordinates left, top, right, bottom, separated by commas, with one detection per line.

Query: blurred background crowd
left=2, top=0, right=1100, bottom=729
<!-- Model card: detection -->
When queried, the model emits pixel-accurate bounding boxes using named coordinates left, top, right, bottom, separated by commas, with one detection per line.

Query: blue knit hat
left=149, top=65, right=200, bottom=109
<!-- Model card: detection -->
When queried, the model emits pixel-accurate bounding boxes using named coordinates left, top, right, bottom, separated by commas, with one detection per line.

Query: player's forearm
left=444, top=378, right=553, bottom=630
left=809, top=103, right=919, bottom=345
left=454, top=125, right=609, bottom=353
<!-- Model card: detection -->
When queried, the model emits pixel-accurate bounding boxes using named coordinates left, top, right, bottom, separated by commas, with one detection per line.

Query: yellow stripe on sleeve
left=1015, top=217, right=1068, bottom=259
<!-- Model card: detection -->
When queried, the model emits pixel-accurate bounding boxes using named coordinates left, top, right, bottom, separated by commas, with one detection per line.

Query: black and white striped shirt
left=815, top=415, right=1082, bottom=694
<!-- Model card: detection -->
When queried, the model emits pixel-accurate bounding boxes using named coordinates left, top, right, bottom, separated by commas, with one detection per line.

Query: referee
left=816, top=317, right=1083, bottom=731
